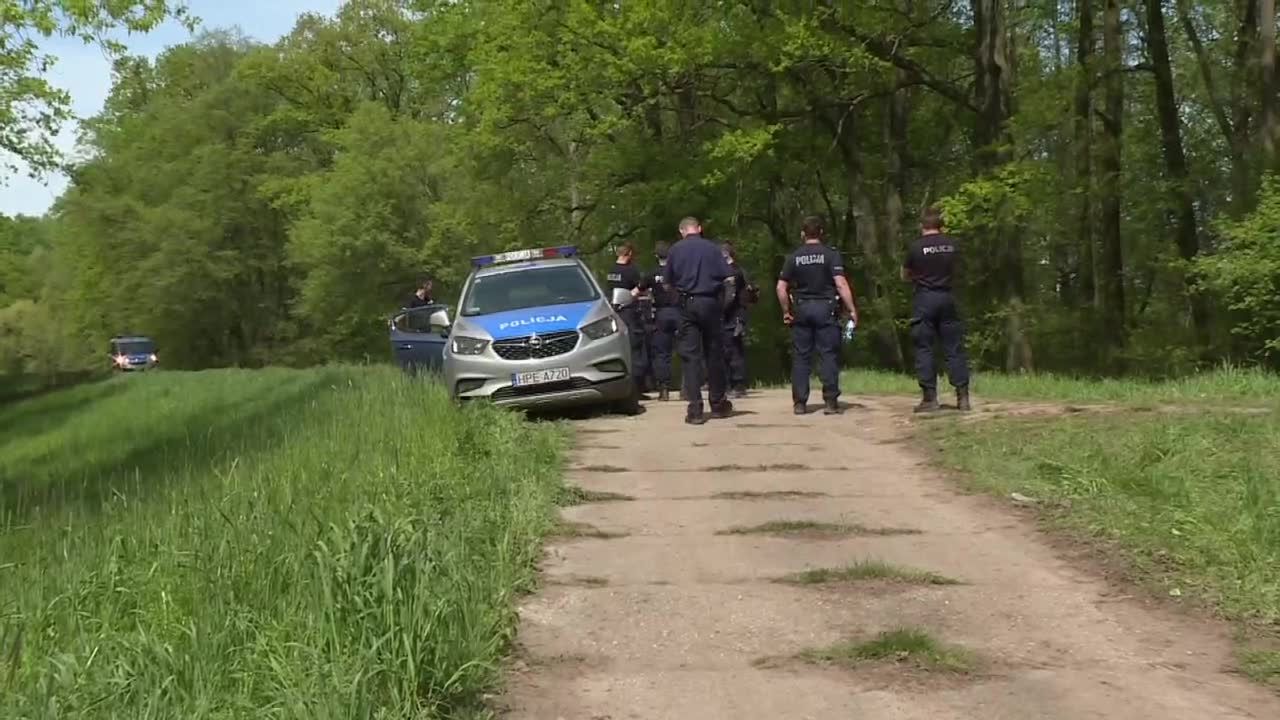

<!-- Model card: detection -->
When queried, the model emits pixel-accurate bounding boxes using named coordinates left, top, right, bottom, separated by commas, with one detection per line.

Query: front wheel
left=612, top=384, right=642, bottom=416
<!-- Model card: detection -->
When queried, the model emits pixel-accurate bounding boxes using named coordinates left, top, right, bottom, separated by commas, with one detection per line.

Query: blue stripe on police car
left=470, top=300, right=598, bottom=339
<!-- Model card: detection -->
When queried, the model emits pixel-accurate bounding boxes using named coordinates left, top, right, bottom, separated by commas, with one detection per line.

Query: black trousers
left=722, top=314, right=747, bottom=389
left=910, top=289, right=970, bottom=392
left=650, top=307, right=680, bottom=390
left=620, top=307, right=649, bottom=392
left=677, top=295, right=727, bottom=416
left=791, top=299, right=841, bottom=405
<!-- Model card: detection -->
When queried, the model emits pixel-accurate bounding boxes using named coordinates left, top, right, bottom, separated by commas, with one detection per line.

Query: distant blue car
left=389, top=303, right=451, bottom=374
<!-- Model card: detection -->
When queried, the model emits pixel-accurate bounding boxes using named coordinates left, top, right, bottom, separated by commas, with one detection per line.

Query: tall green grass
left=927, top=410, right=1280, bottom=682
left=841, top=365, right=1280, bottom=404
left=0, top=366, right=566, bottom=718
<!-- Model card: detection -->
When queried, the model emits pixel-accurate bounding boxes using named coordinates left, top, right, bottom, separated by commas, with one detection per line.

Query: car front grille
left=491, top=377, right=593, bottom=401
left=491, top=330, right=579, bottom=360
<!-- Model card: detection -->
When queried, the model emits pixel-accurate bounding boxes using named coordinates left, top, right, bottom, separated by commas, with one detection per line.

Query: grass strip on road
left=778, top=560, right=960, bottom=586
left=924, top=406, right=1280, bottom=685
left=798, top=628, right=978, bottom=674
left=0, top=366, right=567, bottom=718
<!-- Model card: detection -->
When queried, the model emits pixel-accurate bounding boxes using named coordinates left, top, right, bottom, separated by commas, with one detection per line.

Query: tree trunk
left=1145, top=0, right=1212, bottom=348
left=1263, top=0, right=1278, bottom=164
left=881, top=71, right=910, bottom=371
left=1099, top=0, right=1127, bottom=351
left=1175, top=0, right=1258, bottom=213
left=1075, top=0, right=1097, bottom=306
left=973, top=0, right=1032, bottom=370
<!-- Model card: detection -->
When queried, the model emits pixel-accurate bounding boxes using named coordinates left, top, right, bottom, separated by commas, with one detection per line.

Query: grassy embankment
left=0, top=366, right=567, bottom=718
left=842, top=366, right=1280, bottom=684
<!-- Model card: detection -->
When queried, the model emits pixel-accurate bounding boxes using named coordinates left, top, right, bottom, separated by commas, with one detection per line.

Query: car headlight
left=580, top=316, right=618, bottom=340
left=450, top=336, right=489, bottom=355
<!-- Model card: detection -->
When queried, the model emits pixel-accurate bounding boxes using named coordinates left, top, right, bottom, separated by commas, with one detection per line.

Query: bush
left=1197, top=175, right=1280, bottom=364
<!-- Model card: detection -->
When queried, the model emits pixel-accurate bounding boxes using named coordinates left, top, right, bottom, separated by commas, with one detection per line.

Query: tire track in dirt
left=497, top=391, right=1279, bottom=719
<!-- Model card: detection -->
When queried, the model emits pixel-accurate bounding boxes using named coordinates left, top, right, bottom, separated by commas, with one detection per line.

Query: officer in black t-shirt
left=777, top=215, right=858, bottom=415
left=647, top=241, right=681, bottom=402
left=606, top=242, right=651, bottom=399
left=405, top=276, right=434, bottom=308
left=902, top=206, right=971, bottom=413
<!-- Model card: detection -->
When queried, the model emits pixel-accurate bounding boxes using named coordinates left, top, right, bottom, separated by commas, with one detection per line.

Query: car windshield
left=461, top=264, right=599, bottom=316
left=116, top=341, right=155, bottom=355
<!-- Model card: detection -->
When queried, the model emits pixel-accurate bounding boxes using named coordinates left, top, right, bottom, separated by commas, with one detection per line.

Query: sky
left=0, top=0, right=346, bottom=218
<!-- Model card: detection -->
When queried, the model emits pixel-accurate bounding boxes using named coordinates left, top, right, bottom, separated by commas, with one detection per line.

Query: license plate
left=511, top=367, right=571, bottom=387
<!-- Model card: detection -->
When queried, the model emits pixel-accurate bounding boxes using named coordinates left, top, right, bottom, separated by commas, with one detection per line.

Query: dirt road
left=499, top=391, right=1280, bottom=719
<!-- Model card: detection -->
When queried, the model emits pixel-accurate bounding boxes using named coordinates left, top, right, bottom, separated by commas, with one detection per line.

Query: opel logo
left=527, top=333, right=543, bottom=348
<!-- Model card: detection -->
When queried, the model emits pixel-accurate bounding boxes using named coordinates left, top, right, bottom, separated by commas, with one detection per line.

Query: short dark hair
left=654, top=241, right=670, bottom=259
left=801, top=215, right=825, bottom=239
left=720, top=241, right=735, bottom=260
left=921, top=206, right=944, bottom=230
left=418, top=276, right=432, bottom=289
left=616, top=241, right=634, bottom=256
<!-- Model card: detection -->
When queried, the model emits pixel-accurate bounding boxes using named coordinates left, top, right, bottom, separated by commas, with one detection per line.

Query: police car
left=430, top=245, right=640, bottom=413
left=109, top=335, right=159, bottom=372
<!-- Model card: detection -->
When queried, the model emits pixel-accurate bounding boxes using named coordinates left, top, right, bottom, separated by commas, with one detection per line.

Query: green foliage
left=1197, top=175, right=1280, bottom=362
left=0, top=0, right=193, bottom=176
left=286, top=103, right=454, bottom=356
left=2, top=0, right=1279, bottom=376
left=0, top=366, right=566, bottom=717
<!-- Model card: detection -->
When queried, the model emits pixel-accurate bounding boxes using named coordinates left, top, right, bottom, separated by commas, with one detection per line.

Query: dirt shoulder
left=498, top=391, right=1280, bottom=719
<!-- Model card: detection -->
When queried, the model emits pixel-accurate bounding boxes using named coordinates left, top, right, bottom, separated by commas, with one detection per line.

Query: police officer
left=405, top=276, right=434, bottom=308
left=776, top=215, right=858, bottom=415
left=902, top=206, right=971, bottom=413
left=720, top=242, right=751, bottom=398
left=606, top=242, right=651, bottom=398
left=665, top=216, right=734, bottom=425
left=647, top=241, right=681, bottom=402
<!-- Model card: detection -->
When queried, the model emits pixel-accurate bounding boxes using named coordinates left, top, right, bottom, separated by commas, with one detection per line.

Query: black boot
left=956, top=386, right=972, bottom=412
left=732, top=386, right=748, bottom=399
left=824, top=399, right=843, bottom=415
left=913, top=388, right=940, bottom=414
left=711, top=400, right=734, bottom=419
left=794, top=402, right=809, bottom=415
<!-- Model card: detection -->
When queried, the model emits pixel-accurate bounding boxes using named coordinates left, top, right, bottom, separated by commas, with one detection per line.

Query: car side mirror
left=610, top=288, right=635, bottom=308
left=429, top=308, right=451, bottom=336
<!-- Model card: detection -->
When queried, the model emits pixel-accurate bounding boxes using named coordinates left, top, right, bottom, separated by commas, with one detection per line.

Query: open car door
left=389, top=304, right=450, bottom=374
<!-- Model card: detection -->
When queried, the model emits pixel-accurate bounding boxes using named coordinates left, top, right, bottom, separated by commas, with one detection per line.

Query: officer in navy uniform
left=776, top=215, right=858, bottom=415
left=647, top=241, right=681, bottom=402
left=720, top=241, right=751, bottom=398
left=606, top=242, right=651, bottom=399
left=902, top=206, right=971, bottom=413
left=664, top=217, right=734, bottom=425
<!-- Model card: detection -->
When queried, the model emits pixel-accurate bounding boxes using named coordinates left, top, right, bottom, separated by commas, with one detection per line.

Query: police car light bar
left=471, top=245, right=578, bottom=267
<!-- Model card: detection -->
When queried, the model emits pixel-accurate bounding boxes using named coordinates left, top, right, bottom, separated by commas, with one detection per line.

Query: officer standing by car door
left=648, top=241, right=681, bottom=402
left=776, top=215, right=858, bottom=415
left=902, top=206, right=971, bottom=413
left=720, top=241, right=751, bottom=398
left=405, top=276, right=435, bottom=308
left=665, top=217, right=734, bottom=424
left=607, top=242, right=651, bottom=399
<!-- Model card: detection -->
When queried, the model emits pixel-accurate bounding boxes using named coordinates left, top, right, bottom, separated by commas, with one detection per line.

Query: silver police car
left=429, top=245, right=640, bottom=414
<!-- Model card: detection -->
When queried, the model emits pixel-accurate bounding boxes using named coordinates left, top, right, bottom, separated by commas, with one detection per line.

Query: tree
left=0, top=0, right=192, bottom=178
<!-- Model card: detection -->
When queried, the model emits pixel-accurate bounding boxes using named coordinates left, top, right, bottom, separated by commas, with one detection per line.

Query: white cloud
left=0, top=0, right=345, bottom=218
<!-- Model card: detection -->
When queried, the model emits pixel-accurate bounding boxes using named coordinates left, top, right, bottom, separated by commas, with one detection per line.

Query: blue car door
left=389, top=305, right=450, bottom=373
